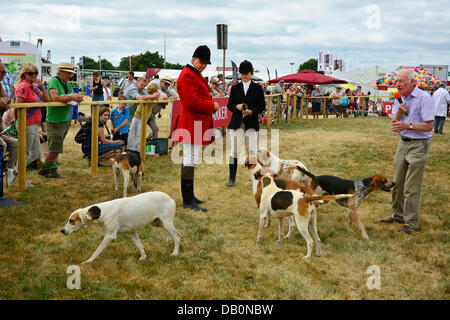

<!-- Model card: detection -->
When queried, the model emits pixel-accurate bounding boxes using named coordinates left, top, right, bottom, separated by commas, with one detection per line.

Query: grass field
left=1, top=104, right=449, bottom=300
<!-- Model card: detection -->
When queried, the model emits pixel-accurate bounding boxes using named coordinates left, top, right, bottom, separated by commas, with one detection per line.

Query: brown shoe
left=398, top=226, right=414, bottom=234
left=46, top=167, right=66, bottom=179
left=38, top=166, right=53, bottom=177
left=379, top=217, right=403, bottom=224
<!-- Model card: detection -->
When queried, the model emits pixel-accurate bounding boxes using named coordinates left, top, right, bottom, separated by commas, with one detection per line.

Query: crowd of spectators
left=2, top=60, right=448, bottom=189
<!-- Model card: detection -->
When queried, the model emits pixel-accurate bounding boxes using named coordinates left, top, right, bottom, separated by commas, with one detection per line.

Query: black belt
left=401, top=137, right=429, bottom=142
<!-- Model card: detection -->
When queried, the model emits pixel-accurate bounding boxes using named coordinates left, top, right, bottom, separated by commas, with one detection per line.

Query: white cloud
left=0, top=0, right=448, bottom=76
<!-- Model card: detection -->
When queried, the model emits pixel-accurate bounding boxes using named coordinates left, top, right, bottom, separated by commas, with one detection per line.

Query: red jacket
left=173, top=65, right=216, bottom=145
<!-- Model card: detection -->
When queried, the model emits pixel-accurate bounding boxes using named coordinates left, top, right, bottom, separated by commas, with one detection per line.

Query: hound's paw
left=170, top=252, right=178, bottom=257
left=139, top=255, right=147, bottom=261
left=302, top=255, right=311, bottom=261
left=81, top=260, right=93, bottom=265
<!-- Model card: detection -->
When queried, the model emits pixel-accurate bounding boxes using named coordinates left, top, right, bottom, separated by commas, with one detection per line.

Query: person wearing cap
left=209, top=77, right=226, bottom=98
left=226, top=60, right=265, bottom=187
left=39, top=62, right=83, bottom=178
left=172, top=45, right=219, bottom=212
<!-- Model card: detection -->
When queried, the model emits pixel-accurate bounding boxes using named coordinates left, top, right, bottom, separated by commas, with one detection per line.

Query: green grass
left=0, top=112, right=449, bottom=300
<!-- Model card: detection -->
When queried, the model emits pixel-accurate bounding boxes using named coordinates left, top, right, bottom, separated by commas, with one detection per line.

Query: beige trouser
left=26, top=125, right=41, bottom=166
left=228, top=128, right=258, bottom=162
left=391, top=138, right=431, bottom=229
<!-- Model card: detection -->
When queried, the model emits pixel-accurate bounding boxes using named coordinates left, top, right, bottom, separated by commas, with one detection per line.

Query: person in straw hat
left=38, top=62, right=83, bottom=178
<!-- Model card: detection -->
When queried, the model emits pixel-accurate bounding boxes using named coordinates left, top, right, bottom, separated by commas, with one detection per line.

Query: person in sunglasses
left=15, top=64, right=50, bottom=173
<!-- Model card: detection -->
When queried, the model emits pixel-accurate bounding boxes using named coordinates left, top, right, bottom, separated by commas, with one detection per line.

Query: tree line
left=80, top=51, right=184, bottom=71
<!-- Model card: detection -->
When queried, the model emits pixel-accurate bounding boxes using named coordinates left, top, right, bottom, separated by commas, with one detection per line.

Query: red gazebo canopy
left=268, top=69, right=347, bottom=85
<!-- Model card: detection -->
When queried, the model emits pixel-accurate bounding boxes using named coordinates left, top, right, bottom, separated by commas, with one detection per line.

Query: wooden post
left=300, top=97, right=303, bottom=120
left=323, top=97, right=326, bottom=118
left=362, top=96, right=366, bottom=118
left=306, top=98, right=310, bottom=119
left=277, top=95, right=281, bottom=123
left=293, top=94, right=297, bottom=119
left=17, top=108, right=27, bottom=192
left=91, top=104, right=99, bottom=173
left=140, top=102, right=154, bottom=164
left=267, top=95, right=271, bottom=128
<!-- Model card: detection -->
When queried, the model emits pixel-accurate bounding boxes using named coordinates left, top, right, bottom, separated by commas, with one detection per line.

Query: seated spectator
left=376, top=98, right=384, bottom=116
left=209, top=77, right=226, bottom=97
left=110, top=96, right=130, bottom=151
left=367, top=100, right=378, bottom=116
left=346, top=98, right=357, bottom=117
left=81, top=107, right=124, bottom=164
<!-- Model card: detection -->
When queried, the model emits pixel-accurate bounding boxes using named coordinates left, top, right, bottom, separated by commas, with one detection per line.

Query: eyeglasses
left=26, top=72, right=38, bottom=76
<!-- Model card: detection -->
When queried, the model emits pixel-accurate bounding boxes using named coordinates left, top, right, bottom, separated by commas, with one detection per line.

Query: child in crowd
left=110, top=96, right=129, bottom=151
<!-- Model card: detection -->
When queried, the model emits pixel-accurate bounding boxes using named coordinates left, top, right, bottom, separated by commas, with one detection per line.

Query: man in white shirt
left=432, top=83, right=450, bottom=134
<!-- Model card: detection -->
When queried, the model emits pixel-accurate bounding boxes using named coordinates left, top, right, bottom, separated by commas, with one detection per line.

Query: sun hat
left=160, top=76, right=172, bottom=85
left=210, top=76, right=219, bottom=85
left=56, top=62, right=76, bottom=74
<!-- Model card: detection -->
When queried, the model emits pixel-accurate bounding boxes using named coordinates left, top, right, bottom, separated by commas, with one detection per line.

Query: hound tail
left=296, top=166, right=318, bottom=181
left=303, top=194, right=354, bottom=203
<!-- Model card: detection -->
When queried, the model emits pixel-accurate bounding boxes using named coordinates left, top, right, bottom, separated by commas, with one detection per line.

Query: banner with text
left=170, top=97, right=231, bottom=137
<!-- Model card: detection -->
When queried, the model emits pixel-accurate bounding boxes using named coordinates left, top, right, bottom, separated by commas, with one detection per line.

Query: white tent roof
left=330, top=65, right=389, bottom=91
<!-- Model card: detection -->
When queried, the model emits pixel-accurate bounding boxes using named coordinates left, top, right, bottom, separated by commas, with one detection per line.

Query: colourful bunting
left=376, top=66, right=446, bottom=88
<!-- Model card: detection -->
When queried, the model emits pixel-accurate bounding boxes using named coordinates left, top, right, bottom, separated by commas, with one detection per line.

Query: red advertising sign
left=170, top=97, right=231, bottom=136
left=383, top=102, right=394, bottom=115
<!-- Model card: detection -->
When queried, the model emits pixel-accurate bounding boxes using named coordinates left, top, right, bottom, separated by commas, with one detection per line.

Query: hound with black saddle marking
left=60, top=192, right=181, bottom=264
left=258, top=174, right=354, bottom=260
left=296, top=166, right=395, bottom=240
left=112, top=150, right=143, bottom=198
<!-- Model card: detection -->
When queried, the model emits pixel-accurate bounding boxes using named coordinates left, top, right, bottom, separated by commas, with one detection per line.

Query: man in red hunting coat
left=173, top=45, right=219, bottom=212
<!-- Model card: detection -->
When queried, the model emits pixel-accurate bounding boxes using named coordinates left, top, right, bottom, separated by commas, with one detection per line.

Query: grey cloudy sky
left=1, top=0, right=449, bottom=76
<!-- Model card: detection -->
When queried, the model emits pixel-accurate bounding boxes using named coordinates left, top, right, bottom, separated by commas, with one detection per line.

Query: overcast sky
left=1, top=0, right=449, bottom=76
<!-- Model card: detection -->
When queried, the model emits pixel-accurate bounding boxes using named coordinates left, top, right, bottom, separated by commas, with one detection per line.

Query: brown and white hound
left=257, top=148, right=310, bottom=186
left=112, top=150, right=143, bottom=198
left=257, top=174, right=354, bottom=260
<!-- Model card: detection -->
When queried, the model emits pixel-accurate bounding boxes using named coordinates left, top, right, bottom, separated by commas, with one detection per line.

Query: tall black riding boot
left=227, top=157, right=238, bottom=187
left=182, top=165, right=205, bottom=204
left=181, top=166, right=207, bottom=212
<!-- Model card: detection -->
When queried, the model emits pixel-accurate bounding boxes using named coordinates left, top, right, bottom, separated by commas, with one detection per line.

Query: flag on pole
left=266, top=67, right=270, bottom=81
left=128, top=56, right=132, bottom=70
left=275, top=69, right=278, bottom=79
left=231, top=60, right=238, bottom=81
